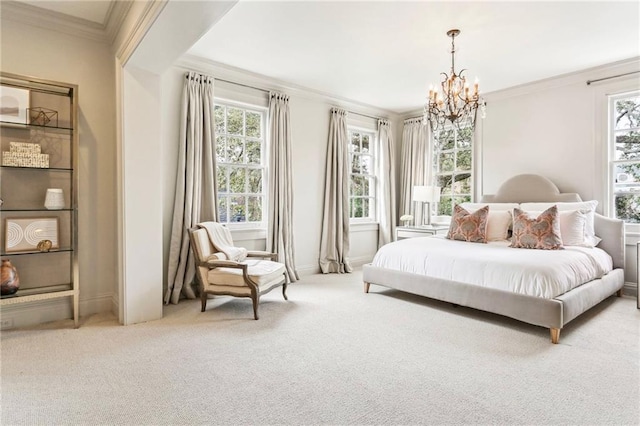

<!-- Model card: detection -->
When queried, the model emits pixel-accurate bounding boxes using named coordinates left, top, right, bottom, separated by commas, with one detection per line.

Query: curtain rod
left=347, top=110, right=383, bottom=121
left=586, top=70, right=640, bottom=85
left=215, top=77, right=270, bottom=93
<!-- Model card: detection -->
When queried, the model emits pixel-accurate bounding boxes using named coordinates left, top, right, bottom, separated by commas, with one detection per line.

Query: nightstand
left=396, top=225, right=449, bottom=240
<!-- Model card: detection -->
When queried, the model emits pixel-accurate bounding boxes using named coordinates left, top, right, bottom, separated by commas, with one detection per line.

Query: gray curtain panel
left=399, top=118, right=430, bottom=225
left=267, top=92, right=299, bottom=282
left=319, top=108, right=352, bottom=273
left=165, top=71, right=218, bottom=304
left=377, top=119, right=397, bottom=247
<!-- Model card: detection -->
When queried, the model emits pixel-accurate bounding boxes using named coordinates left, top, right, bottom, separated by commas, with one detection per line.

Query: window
left=433, top=124, right=473, bottom=216
left=609, top=92, right=640, bottom=224
left=348, top=128, right=376, bottom=221
left=214, top=101, right=266, bottom=225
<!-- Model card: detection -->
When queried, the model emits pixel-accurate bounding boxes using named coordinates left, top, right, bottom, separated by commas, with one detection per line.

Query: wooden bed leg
left=616, top=289, right=623, bottom=297
left=550, top=328, right=560, bottom=344
left=364, top=282, right=370, bottom=293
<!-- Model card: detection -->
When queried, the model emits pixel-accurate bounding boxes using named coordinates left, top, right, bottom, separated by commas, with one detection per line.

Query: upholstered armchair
left=188, top=225, right=288, bottom=320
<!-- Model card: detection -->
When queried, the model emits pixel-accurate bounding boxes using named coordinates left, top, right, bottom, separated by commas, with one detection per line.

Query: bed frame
left=363, top=174, right=626, bottom=344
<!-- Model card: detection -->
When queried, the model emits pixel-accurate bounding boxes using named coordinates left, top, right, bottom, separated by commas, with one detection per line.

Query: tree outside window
left=434, top=125, right=473, bottom=216
left=611, top=93, right=640, bottom=224
left=214, top=103, right=266, bottom=225
left=348, top=129, right=376, bottom=221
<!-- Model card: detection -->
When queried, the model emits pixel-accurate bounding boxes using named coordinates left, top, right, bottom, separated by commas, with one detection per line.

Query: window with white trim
left=214, top=101, right=266, bottom=225
left=609, top=92, right=640, bottom=224
left=348, top=128, right=376, bottom=221
left=433, top=124, right=473, bottom=216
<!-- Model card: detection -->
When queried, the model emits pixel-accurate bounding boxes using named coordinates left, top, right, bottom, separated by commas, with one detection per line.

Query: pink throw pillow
left=446, top=205, right=489, bottom=243
left=510, top=206, right=563, bottom=250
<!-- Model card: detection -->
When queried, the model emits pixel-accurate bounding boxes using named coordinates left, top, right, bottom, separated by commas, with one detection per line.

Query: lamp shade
left=412, top=185, right=441, bottom=202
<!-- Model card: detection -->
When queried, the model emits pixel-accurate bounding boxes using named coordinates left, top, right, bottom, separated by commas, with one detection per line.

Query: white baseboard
left=623, top=281, right=638, bottom=297
left=0, top=293, right=114, bottom=330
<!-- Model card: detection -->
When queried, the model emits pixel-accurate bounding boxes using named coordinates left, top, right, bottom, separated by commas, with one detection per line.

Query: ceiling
left=188, top=1, right=640, bottom=113
left=20, top=0, right=113, bottom=25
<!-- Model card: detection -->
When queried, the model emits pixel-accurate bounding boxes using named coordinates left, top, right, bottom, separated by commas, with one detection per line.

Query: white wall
left=1, top=18, right=118, bottom=326
left=160, top=58, right=400, bottom=293
left=481, top=58, right=640, bottom=286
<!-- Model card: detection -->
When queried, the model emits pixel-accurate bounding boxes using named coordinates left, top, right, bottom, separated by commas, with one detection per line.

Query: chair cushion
left=207, top=259, right=286, bottom=287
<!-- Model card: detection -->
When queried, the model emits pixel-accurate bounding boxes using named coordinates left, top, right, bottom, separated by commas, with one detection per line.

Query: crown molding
left=105, top=0, right=133, bottom=45
left=178, top=54, right=400, bottom=121
left=115, top=0, right=167, bottom=65
left=0, top=0, right=109, bottom=43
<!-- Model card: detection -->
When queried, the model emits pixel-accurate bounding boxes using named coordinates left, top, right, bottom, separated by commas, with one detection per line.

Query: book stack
left=2, top=142, right=49, bottom=168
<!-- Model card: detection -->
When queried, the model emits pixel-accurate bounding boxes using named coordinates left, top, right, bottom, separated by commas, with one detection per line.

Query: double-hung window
left=214, top=101, right=266, bottom=226
left=609, top=92, right=640, bottom=225
left=348, top=128, right=376, bottom=222
left=433, top=124, right=473, bottom=215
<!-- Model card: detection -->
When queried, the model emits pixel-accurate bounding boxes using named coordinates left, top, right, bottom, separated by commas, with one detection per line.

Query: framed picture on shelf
left=4, top=217, right=59, bottom=253
left=0, top=86, right=29, bottom=124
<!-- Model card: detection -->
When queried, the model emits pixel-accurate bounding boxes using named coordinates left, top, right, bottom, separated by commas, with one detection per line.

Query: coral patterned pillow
left=446, top=205, right=489, bottom=243
left=510, top=206, right=563, bottom=250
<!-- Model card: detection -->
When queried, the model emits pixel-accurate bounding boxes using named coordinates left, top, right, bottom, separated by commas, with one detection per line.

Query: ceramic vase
left=44, top=188, right=64, bottom=210
left=1, top=259, right=20, bottom=296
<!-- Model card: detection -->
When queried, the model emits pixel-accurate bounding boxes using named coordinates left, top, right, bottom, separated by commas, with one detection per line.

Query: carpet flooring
left=1, top=270, right=638, bottom=425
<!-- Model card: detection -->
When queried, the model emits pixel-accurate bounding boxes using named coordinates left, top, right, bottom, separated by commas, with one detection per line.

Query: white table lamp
left=412, top=185, right=441, bottom=226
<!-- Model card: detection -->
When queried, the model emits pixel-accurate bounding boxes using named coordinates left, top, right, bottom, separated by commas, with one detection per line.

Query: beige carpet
left=1, top=270, right=639, bottom=425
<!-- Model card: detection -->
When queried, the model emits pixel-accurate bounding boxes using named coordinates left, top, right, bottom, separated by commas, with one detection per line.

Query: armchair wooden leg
left=364, top=282, right=370, bottom=293
left=550, top=328, right=560, bottom=344
left=282, top=282, right=288, bottom=301
left=616, top=289, right=623, bottom=297
left=201, top=291, right=207, bottom=312
left=252, top=295, right=260, bottom=320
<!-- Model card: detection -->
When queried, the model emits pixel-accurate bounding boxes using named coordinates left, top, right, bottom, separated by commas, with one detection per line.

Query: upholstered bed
left=362, top=175, right=625, bottom=343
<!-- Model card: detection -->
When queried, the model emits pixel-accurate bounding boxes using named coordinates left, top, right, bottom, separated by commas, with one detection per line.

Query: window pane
left=350, top=176, right=363, bottom=196
left=227, top=107, right=244, bottom=135
left=351, top=153, right=360, bottom=174
left=227, top=137, right=244, bottom=163
left=436, top=129, right=455, bottom=151
left=615, top=193, right=640, bottom=223
left=452, top=173, right=471, bottom=195
left=246, top=111, right=261, bottom=138
left=362, top=176, right=370, bottom=196
left=217, top=196, right=228, bottom=223
left=614, top=162, right=640, bottom=198
left=437, top=174, right=453, bottom=195
left=352, top=197, right=363, bottom=218
left=216, top=136, right=226, bottom=163
left=246, top=141, right=261, bottom=164
left=438, top=195, right=453, bottom=216
left=614, top=97, right=640, bottom=130
left=614, top=130, right=640, bottom=160
left=453, top=195, right=471, bottom=206
left=457, top=149, right=472, bottom=171
left=214, top=105, right=225, bottom=135
left=229, top=168, right=246, bottom=193
left=230, top=196, right=246, bottom=222
left=456, top=126, right=473, bottom=149
left=247, top=168, right=262, bottom=194
left=362, top=134, right=370, bottom=153
left=439, top=152, right=455, bottom=172
left=217, top=166, right=228, bottom=193
left=361, top=155, right=372, bottom=175
left=350, top=132, right=360, bottom=153
left=247, top=196, right=262, bottom=222
left=362, top=198, right=369, bottom=218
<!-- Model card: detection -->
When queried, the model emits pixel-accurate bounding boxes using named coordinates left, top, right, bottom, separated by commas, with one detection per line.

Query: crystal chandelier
left=424, top=29, right=485, bottom=131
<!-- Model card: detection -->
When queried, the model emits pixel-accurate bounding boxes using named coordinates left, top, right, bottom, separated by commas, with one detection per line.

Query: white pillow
left=460, top=202, right=520, bottom=212
left=520, top=201, right=599, bottom=246
left=526, top=209, right=591, bottom=247
left=486, top=210, right=512, bottom=241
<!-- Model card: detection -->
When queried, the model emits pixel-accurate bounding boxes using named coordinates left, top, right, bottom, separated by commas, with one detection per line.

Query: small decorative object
left=5, top=217, right=59, bottom=253
left=1, top=259, right=20, bottom=296
left=2, top=142, right=49, bottom=168
left=400, top=214, right=414, bottom=226
left=37, top=239, right=53, bottom=252
left=44, top=188, right=65, bottom=210
left=27, top=107, right=58, bottom=127
left=0, top=85, right=29, bottom=124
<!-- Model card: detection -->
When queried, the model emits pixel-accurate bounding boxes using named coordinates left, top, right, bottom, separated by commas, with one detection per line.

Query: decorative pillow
left=446, top=205, right=489, bottom=243
left=459, top=203, right=514, bottom=241
left=520, top=201, right=599, bottom=246
left=525, top=209, right=591, bottom=247
left=510, top=206, right=563, bottom=250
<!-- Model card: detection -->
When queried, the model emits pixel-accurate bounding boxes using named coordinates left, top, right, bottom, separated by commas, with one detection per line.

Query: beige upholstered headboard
left=480, top=174, right=581, bottom=203
left=481, top=174, right=625, bottom=269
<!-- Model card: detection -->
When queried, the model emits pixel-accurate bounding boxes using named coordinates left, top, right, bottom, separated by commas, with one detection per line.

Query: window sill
left=228, top=227, right=266, bottom=242
left=349, top=222, right=379, bottom=233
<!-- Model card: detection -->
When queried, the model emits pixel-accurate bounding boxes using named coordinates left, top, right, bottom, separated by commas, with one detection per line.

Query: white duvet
left=372, top=236, right=613, bottom=299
